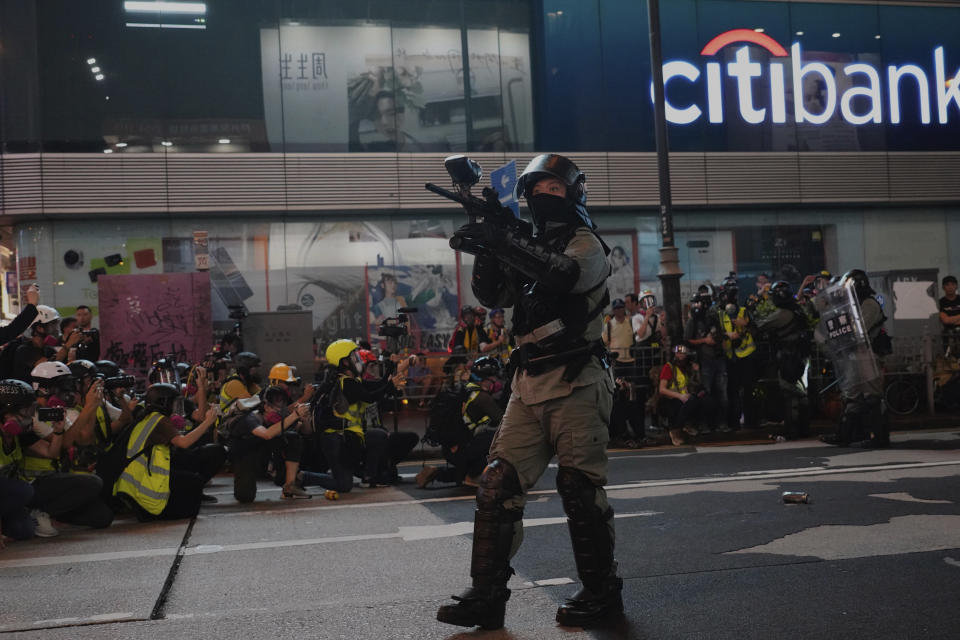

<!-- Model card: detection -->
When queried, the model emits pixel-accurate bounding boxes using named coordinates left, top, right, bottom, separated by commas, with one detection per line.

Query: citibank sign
left=653, top=28, right=960, bottom=126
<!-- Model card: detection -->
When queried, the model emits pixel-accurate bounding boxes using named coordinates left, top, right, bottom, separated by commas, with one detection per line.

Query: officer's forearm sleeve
left=491, top=229, right=580, bottom=295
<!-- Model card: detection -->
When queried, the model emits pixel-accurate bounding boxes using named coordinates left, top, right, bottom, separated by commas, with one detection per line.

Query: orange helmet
left=268, top=362, right=297, bottom=384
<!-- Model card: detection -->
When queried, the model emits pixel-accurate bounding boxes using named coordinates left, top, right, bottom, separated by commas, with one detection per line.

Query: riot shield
left=814, top=280, right=881, bottom=398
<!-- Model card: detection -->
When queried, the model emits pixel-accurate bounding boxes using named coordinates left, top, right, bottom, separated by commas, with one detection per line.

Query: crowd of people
left=3, top=266, right=957, bottom=548
left=0, top=285, right=438, bottom=545
left=601, top=271, right=834, bottom=447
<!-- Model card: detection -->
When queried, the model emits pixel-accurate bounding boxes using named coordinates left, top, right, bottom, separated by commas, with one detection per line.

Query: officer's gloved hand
left=450, top=221, right=504, bottom=256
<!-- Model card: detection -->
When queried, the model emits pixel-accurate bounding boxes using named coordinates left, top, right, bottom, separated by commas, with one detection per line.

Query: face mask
left=491, top=380, right=504, bottom=394
left=1, top=419, right=24, bottom=437
left=169, top=414, right=186, bottom=429
left=528, top=193, right=574, bottom=228
left=47, top=395, right=66, bottom=409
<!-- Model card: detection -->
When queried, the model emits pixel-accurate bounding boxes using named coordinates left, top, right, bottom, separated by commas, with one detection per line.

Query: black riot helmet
left=470, top=356, right=502, bottom=382
left=841, top=269, right=875, bottom=301
left=95, top=360, right=121, bottom=378
left=143, top=382, right=182, bottom=416
left=770, top=281, right=795, bottom=308
left=234, top=351, right=262, bottom=385
left=68, top=359, right=98, bottom=382
left=514, top=154, right=593, bottom=232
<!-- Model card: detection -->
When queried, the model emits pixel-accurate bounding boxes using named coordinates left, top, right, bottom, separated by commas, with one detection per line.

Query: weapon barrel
left=424, top=182, right=467, bottom=205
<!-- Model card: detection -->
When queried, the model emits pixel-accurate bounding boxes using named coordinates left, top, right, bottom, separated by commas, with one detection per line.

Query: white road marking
left=201, top=459, right=960, bottom=520
left=31, top=612, right=136, bottom=626
left=726, top=515, right=960, bottom=560
left=0, top=547, right=179, bottom=570
left=534, top=577, right=574, bottom=586
left=945, top=557, right=960, bottom=568
left=0, top=513, right=658, bottom=570
left=869, top=492, right=953, bottom=504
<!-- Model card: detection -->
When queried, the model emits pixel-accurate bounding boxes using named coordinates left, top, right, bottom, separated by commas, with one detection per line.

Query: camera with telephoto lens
left=104, top=375, right=136, bottom=390
left=37, top=407, right=65, bottom=422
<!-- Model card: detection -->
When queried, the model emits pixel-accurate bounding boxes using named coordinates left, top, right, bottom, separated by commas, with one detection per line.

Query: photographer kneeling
left=221, top=388, right=311, bottom=502
left=114, top=383, right=222, bottom=520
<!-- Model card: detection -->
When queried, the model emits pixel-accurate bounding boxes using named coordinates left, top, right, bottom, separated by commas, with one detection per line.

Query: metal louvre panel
left=606, top=153, right=659, bottom=205
left=286, top=153, right=399, bottom=210
left=397, top=152, right=506, bottom=209
left=4, top=151, right=960, bottom=216
left=888, top=152, right=960, bottom=201
left=42, top=154, right=167, bottom=213
left=166, top=153, right=285, bottom=211
left=0, top=155, right=43, bottom=215
left=798, top=152, right=890, bottom=202
left=672, top=153, right=709, bottom=204
left=704, top=152, right=800, bottom=204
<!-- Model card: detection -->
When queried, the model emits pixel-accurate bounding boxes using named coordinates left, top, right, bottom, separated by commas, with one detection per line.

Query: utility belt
left=510, top=339, right=608, bottom=382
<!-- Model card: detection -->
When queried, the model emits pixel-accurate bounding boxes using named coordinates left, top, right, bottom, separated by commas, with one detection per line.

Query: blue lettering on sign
left=490, top=160, right=519, bottom=217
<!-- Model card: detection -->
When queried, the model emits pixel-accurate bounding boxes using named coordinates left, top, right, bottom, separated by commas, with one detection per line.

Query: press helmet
left=31, top=361, right=75, bottom=392
left=325, top=340, right=358, bottom=367
left=143, top=383, right=182, bottom=416
left=268, top=362, right=297, bottom=384
left=95, top=360, right=122, bottom=378
left=471, top=356, right=502, bottom=382
left=514, top=154, right=593, bottom=231
left=0, top=379, right=36, bottom=414
left=68, top=359, right=98, bottom=381
left=638, top=290, right=657, bottom=311
left=30, top=305, right=62, bottom=337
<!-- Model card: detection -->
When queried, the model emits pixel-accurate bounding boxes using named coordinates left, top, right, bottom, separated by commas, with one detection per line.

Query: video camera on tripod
left=378, top=307, right=418, bottom=338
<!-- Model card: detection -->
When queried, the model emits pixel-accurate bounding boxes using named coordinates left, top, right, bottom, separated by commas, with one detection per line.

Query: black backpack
left=422, top=385, right=470, bottom=448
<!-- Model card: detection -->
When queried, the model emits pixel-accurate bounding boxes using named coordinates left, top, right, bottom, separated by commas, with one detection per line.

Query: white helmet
left=31, top=305, right=61, bottom=326
left=31, top=361, right=74, bottom=391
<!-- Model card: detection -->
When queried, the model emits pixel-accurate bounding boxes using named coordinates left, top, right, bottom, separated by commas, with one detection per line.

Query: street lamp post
left=647, top=0, right=685, bottom=345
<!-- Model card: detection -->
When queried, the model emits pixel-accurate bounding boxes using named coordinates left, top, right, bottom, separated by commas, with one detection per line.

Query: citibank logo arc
left=653, top=28, right=960, bottom=126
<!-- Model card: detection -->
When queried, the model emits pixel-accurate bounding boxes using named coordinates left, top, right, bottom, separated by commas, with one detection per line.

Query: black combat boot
left=556, top=574, right=624, bottom=628
left=555, top=468, right=624, bottom=629
left=436, top=508, right=521, bottom=630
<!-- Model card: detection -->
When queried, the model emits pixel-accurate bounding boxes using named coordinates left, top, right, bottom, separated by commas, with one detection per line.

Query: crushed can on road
left=782, top=491, right=809, bottom=504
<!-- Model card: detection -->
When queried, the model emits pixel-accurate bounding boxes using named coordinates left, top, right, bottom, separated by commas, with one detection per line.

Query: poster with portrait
left=604, top=232, right=639, bottom=305
left=366, top=264, right=461, bottom=353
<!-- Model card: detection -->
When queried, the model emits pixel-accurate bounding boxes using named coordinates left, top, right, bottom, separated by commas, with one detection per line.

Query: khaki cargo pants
left=488, top=375, right=614, bottom=512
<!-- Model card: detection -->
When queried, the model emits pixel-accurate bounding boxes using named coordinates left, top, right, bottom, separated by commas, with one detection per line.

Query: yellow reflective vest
left=664, top=363, right=689, bottom=395
left=113, top=412, right=171, bottom=516
left=326, top=375, right=367, bottom=440
left=720, top=307, right=757, bottom=359
left=22, top=447, right=58, bottom=480
left=461, top=383, right=491, bottom=431
left=0, top=437, right=25, bottom=481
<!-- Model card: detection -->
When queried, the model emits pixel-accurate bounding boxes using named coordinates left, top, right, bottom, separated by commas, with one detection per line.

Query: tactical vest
left=720, top=307, right=757, bottom=359
left=113, top=412, right=171, bottom=516
left=0, top=437, right=25, bottom=481
left=511, top=227, right=609, bottom=354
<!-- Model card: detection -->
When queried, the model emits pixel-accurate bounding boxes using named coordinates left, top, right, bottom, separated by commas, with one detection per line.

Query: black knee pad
left=476, top=458, right=522, bottom=512
left=556, top=466, right=606, bottom=521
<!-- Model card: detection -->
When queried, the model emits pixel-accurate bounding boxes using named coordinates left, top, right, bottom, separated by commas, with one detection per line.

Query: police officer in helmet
left=755, top=281, right=812, bottom=438
left=438, top=154, right=619, bottom=630
left=821, top=269, right=889, bottom=448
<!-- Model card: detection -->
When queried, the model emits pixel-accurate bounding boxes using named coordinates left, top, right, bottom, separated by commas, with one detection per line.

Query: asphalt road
left=2, top=429, right=959, bottom=639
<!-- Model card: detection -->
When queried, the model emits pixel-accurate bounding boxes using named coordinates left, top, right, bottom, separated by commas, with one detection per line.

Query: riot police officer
left=755, top=282, right=812, bottom=438
left=437, top=154, right=619, bottom=630
left=820, top=269, right=888, bottom=448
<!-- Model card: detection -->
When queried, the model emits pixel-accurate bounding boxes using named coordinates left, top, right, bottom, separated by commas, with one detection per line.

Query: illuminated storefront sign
left=652, top=28, right=960, bottom=126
